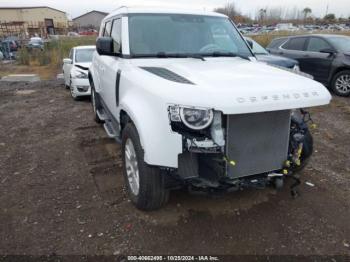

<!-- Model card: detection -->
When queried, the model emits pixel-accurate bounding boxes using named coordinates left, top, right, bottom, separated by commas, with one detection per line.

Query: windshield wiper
left=157, top=52, right=205, bottom=60
left=204, top=51, right=249, bottom=61
left=132, top=52, right=205, bottom=61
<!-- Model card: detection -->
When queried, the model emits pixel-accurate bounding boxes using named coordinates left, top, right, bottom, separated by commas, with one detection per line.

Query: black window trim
left=280, top=36, right=308, bottom=52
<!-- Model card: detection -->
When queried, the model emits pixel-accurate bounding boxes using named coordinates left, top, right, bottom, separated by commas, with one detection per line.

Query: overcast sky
left=0, top=0, right=349, bottom=19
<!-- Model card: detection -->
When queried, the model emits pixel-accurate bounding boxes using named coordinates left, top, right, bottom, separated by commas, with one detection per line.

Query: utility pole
left=325, top=2, right=329, bottom=16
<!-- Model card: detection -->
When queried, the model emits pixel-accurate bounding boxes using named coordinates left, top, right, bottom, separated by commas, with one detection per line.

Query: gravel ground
left=0, top=80, right=349, bottom=259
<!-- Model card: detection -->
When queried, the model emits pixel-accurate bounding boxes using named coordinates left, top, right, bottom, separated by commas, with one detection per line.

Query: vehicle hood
left=128, top=57, right=331, bottom=114
left=255, top=54, right=298, bottom=68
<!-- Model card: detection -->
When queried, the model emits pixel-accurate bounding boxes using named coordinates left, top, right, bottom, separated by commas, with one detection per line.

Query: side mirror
left=63, top=58, right=72, bottom=64
left=96, top=37, right=116, bottom=56
left=320, top=48, right=336, bottom=54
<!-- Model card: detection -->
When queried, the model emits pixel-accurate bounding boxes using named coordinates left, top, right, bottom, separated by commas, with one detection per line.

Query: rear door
left=302, top=37, right=334, bottom=84
left=278, top=37, right=308, bottom=61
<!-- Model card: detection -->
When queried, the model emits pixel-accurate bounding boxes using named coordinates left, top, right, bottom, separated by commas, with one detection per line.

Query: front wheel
left=122, top=123, right=169, bottom=211
left=331, top=70, right=350, bottom=97
left=70, top=80, right=80, bottom=101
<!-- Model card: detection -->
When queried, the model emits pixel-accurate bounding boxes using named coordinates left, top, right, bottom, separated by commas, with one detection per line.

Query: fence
left=0, top=20, right=70, bottom=39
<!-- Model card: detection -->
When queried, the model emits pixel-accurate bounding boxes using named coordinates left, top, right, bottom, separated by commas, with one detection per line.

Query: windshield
left=247, top=38, right=268, bottom=55
left=128, top=14, right=252, bottom=58
left=75, top=49, right=95, bottom=63
left=327, top=36, right=350, bottom=52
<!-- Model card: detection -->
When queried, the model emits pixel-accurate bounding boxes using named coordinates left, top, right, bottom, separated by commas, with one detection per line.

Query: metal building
left=0, top=6, right=69, bottom=37
left=73, top=10, right=108, bottom=31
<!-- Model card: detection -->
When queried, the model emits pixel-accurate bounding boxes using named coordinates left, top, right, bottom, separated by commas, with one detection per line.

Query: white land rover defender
left=89, top=7, right=331, bottom=210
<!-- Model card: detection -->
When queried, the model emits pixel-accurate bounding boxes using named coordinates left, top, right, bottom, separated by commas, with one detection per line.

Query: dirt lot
left=0, top=80, right=349, bottom=258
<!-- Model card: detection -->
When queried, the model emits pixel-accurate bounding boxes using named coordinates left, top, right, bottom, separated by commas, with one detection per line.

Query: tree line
left=214, top=2, right=350, bottom=25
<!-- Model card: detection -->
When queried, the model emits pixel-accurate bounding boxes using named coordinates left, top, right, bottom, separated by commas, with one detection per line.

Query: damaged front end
left=168, top=105, right=315, bottom=195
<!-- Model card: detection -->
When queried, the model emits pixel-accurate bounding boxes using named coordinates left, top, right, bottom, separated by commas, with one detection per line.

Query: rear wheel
left=122, top=123, right=169, bottom=211
left=331, top=70, right=350, bottom=97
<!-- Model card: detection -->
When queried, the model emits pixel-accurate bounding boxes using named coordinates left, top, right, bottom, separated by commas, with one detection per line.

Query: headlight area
left=168, top=105, right=225, bottom=154
left=72, top=70, right=88, bottom=79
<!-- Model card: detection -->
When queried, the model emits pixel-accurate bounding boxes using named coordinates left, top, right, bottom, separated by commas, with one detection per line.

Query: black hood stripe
left=140, top=67, right=194, bottom=85
left=75, top=64, right=89, bottom=71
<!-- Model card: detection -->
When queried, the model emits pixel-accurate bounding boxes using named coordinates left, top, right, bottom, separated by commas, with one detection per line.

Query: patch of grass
left=0, top=63, right=60, bottom=80
left=17, top=36, right=96, bottom=67
left=250, top=31, right=350, bottom=47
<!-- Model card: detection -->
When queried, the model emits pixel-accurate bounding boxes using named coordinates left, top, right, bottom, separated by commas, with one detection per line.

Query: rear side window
left=104, top=21, right=112, bottom=37
left=267, top=38, right=288, bottom=49
left=282, top=37, right=307, bottom=51
left=69, top=49, right=73, bottom=60
left=307, top=37, right=332, bottom=52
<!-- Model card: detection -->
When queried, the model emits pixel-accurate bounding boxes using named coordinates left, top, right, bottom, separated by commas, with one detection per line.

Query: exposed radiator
left=226, top=110, right=291, bottom=178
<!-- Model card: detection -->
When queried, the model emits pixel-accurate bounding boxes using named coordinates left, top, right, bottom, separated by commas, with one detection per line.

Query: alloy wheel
left=124, top=138, right=140, bottom=196
left=335, top=74, right=350, bottom=94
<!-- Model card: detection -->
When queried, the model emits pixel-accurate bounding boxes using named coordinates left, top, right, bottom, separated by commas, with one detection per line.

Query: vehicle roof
left=285, top=34, right=350, bottom=39
left=74, top=45, right=96, bottom=50
left=105, top=6, right=226, bottom=20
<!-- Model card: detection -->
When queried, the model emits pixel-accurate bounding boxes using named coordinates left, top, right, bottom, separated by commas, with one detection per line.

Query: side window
left=100, top=22, right=105, bottom=37
left=307, top=38, right=332, bottom=52
left=282, top=37, right=307, bottom=51
left=111, top=18, right=122, bottom=53
left=104, top=21, right=112, bottom=37
left=69, top=49, right=73, bottom=60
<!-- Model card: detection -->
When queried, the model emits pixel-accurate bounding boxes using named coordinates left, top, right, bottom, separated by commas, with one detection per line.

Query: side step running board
left=97, top=109, right=108, bottom=121
left=103, top=121, right=122, bottom=144
left=104, top=121, right=117, bottom=138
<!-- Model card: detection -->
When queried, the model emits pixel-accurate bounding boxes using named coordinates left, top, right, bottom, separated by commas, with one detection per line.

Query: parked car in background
left=26, top=37, right=44, bottom=50
left=0, top=50, right=3, bottom=61
left=1, top=40, right=17, bottom=59
left=79, top=29, right=98, bottom=36
left=63, top=46, right=95, bottom=100
left=4, top=36, right=21, bottom=49
left=267, top=35, right=350, bottom=96
left=245, top=37, right=300, bottom=71
left=67, top=32, right=80, bottom=37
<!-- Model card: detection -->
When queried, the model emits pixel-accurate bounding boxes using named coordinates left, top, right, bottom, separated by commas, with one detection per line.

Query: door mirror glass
left=96, top=37, right=117, bottom=56
left=63, top=58, right=72, bottom=64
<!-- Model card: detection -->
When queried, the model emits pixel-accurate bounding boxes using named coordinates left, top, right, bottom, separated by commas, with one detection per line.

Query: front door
left=302, top=37, right=334, bottom=85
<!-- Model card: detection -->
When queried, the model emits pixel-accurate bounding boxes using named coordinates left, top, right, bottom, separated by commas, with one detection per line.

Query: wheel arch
left=118, top=98, right=182, bottom=168
left=330, top=66, right=350, bottom=83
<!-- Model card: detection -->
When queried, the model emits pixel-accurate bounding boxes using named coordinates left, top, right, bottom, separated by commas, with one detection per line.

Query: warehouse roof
left=73, top=10, right=108, bottom=21
left=0, top=6, right=66, bottom=14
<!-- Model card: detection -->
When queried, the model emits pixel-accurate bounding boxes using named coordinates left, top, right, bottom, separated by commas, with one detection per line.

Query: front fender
left=119, top=89, right=182, bottom=168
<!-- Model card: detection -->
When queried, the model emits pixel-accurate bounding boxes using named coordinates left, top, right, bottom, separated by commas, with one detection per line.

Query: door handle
left=278, top=52, right=284, bottom=55
left=303, top=55, right=310, bottom=58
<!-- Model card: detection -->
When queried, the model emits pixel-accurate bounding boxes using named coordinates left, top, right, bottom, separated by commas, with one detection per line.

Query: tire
left=122, top=123, right=169, bottom=211
left=64, top=72, right=70, bottom=89
left=91, top=85, right=103, bottom=124
left=293, top=130, right=313, bottom=172
left=69, top=80, right=80, bottom=101
left=331, top=70, right=350, bottom=97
